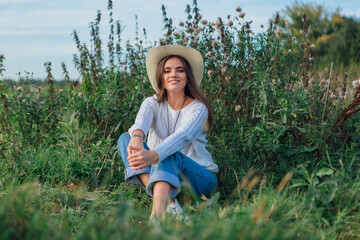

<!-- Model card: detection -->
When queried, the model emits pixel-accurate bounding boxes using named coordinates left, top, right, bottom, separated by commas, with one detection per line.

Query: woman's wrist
left=150, top=150, right=159, bottom=165
left=131, top=129, right=145, bottom=140
left=131, top=134, right=144, bottom=141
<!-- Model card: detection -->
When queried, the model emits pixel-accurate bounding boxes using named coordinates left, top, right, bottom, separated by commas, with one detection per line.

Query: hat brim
left=146, top=45, right=204, bottom=93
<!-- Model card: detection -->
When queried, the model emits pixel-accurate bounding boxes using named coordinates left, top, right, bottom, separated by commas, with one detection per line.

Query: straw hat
left=145, top=45, right=204, bottom=92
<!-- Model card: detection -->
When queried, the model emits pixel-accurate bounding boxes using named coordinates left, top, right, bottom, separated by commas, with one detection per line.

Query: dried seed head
left=285, top=22, right=290, bottom=27
left=193, top=28, right=200, bottom=34
left=208, top=70, right=213, bottom=75
left=239, top=12, right=245, bottom=18
left=201, top=19, right=208, bottom=25
left=173, top=32, right=180, bottom=37
left=78, top=92, right=83, bottom=97
left=235, top=105, right=241, bottom=111
left=184, top=37, right=189, bottom=42
left=310, top=43, right=315, bottom=48
left=236, top=40, right=241, bottom=45
left=210, top=22, right=215, bottom=26
left=179, top=21, right=185, bottom=27
left=292, top=36, right=296, bottom=41
left=195, top=36, right=200, bottom=41
left=227, top=20, right=233, bottom=27
left=16, top=87, right=22, bottom=92
left=227, top=14, right=231, bottom=19
left=197, top=15, right=202, bottom=20
left=215, top=22, right=221, bottom=29
left=236, top=6, right=241, bottom=12
left=205, top=51, right=213, bottom=57
left=59, top=89, right=64, bottom=93
left=276, top=28, right=282, bottom=36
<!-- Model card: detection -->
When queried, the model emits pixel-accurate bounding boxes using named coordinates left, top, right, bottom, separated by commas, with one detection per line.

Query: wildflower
left=276, top=28, right=282, bottom=37
left=292, top=36, right=296, bottom=41
left=236, top=7, right=241, bottom=12
left=227, top=14, right=231, bottom=19
left=352, top=79, right=360, bottom=89
left=211, top=40, right=217, bottom=47
left=16, top=87, right=22, bottom=92
left=205, top=51, right=213, bottom=57
left=292, top=71, right=297, bottom=77
left=179, top=21, right=185, bottom=27
left=288, top=49, right=292, bottom=52
left=197, top=15, right=202, bottom=21
left=285, top=22, right=290, bottom=27
left=201, top=19, right=208, bottom=25
left=41, top=101, right=45, bottom=104
left=227, top=21, right=233, bottom=27
left=215, top=22, right=221, bottom=29
left=173, top=32, right=180, bottom=37
left=225, top=76, right=230, bottom=81
left=239, top=13, right=245, bottom=18
left=195, top=36, right=200, bottom=41
left=251, top=32, right=255, bottom=36
left=207, top=70, right=213, bottom=76
left=310, top=44, right=315, bottom=48
left=235, top=105, right=241, bottom=111
left=236, top=40, right=241, bottom=45
left=184, top=37, right=189, bottom=42
left=78, top=92, right=83, bottom=97
left=59, top=89, right=64, bottom=93
left=193, top=28, right=200, bottom=34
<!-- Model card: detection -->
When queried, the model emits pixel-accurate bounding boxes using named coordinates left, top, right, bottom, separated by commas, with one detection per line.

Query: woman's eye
left=178, top=69, right=185, bottom=72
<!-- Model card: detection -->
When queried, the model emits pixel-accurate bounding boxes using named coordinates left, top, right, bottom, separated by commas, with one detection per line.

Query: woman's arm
left=127, top=96, right=159, bottom=170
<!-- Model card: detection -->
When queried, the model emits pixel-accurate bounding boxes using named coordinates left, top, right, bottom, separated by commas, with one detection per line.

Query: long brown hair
left=155, top=55, right=214, bottom=130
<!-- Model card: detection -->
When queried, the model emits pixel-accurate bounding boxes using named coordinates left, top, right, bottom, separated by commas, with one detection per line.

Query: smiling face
left=162, top=57, right=187, bottom=94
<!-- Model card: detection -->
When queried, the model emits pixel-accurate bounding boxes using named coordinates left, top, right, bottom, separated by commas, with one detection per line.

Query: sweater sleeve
left=153, top=103, right=208, bottom=162
left=128, top=96, right=157, bottom=138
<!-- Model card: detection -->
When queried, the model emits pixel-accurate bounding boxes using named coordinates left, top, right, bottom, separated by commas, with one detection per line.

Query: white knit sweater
left=128, top=95, right=218, bottom=173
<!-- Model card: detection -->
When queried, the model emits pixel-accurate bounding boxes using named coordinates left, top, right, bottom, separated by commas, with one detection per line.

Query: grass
left=1, top=0, right=360, bottom=239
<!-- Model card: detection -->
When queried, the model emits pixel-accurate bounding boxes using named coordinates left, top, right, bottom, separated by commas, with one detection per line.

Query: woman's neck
left=167, top=91, right=187, bottom=110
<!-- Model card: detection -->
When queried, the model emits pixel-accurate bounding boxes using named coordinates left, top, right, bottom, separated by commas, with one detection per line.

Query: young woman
left=117, top=45, right=218, bottom=220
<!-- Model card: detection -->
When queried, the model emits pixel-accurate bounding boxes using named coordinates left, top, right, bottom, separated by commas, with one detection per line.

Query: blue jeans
left=117, top=132, right=218, bottom=199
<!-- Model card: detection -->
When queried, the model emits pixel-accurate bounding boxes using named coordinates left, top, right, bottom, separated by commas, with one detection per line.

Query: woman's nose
left=170, top=69, right=177, bottom=77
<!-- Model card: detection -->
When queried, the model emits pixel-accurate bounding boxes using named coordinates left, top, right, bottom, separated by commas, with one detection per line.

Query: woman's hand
left=127, top=135, right=144, bottom=156
left=128, top=149, right=159, bottom=170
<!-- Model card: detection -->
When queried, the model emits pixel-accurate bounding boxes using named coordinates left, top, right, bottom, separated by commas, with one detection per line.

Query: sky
left=0, top=0, right=359, bottom=80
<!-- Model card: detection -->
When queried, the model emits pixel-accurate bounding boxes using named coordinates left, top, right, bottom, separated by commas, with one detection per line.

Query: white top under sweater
left=128, top=95, right=218, bottom=173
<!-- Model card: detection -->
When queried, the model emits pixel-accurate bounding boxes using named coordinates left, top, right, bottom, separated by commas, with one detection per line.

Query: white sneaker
left=166, top=199, right=190, bottom=223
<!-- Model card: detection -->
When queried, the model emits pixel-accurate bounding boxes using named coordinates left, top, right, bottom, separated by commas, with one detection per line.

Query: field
left=1, top=1, right=360, bottom=239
